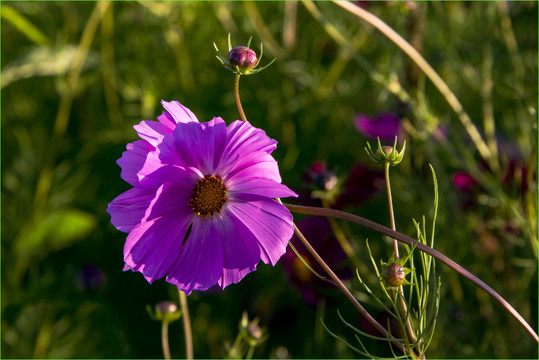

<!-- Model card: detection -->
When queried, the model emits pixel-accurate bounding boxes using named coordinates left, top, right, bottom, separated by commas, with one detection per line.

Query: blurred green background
left=1, top=1, right=537, bottom=358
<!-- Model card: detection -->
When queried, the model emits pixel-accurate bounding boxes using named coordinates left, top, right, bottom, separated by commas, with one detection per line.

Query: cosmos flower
left=107, top=100, right=297, bottom=294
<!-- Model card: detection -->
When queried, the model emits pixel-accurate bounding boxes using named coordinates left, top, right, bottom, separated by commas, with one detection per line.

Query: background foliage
left=2, top=1, right=537, bottom=358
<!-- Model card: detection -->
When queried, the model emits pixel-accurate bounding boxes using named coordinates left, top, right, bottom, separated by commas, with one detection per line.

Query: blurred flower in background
left=354, top=112, right=401, bottom=141
left=281, top=216, right=351, bottom=306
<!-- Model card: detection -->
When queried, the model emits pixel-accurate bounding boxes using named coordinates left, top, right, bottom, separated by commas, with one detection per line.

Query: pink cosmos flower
left=107, top=100, right=297, bottom=294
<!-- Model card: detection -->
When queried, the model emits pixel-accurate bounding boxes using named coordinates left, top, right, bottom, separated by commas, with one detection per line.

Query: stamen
left=189, top=176, right=227, bottom=218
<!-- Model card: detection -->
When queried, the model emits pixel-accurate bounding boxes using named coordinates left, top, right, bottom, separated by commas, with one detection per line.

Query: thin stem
left=161, top=321, right=171, bottom=360
left=290, top=220, right=416, bottom=357
left=283, top=203, right=539, bottom=343
left=234, top=74, right=248, bottom=122
left=385, top=162, right=399, bottom=259
left=179, top=290, right=194, bottom=359
left=384, top=162, right=419, bottom=349
left=245, top=345, right=255, bottom=360
left=333, top=1, right=494, bottom=169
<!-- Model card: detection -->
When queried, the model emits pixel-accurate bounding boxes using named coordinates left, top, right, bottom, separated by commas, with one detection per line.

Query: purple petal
left=212, top=212, right=261, bottom=289
left=228, top=177, right=297, bottom=201
left=137, top=164, right=199, bottom=192
left=117, top=140, right=155, bottom=186
left=166, top=217, right=224, bottom=294
left=161, top=100, right=199, bottom=124
left=224, top=120, right=278, bottom=155
left=222, top=151, right=282, bottom=183
left=172, top=118, right=227, bottom=175
left=226, top=199, right=294, bottom=266
left=123, top=183, right=194, bottom=283
left=107, top=187, right=156, bottom=233
left=134, top=120, right=174, bottom=148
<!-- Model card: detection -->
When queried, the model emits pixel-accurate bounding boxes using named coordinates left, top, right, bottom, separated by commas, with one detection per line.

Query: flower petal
left=212, top=211, right=261, bottom=289
left=117, top=140, right=155, bottom=186
left=166, top=217, right=224, bottom=294
left=224, top=120, right=278, bottom=156
left=161, top=100, right=199, bottom=124
left=173, top=118, right=227, bottom=174
left=134, top=120, right=174, bottom=148
left=137, top=164, right=199, bottom=192
left=226, top=199, right=294, bottom=266
left=123, top=183, right=194, bottom=283
left=107, top=187, right=156, bottom=233
left=221, top=151, right=282, bottom=183
left=228, top=177, right=297, bottom=201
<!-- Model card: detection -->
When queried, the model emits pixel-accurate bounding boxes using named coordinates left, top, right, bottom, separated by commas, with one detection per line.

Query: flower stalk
left=234, top=74, right=248, bottom=122
left=283, top=202, right=539, bottom=343
left=161, top=319, right=171, bottom=360
left=179, top=290, right=194, bottom=359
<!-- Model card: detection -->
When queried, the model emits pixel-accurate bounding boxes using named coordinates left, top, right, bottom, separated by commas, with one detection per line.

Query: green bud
left=365, top=136, right=406, bottom=166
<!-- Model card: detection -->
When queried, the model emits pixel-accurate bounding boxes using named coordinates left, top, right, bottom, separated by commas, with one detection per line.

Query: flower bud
left=214, top=34, right=276, bottom=76
left=365, top=137, right=406, bottom=167
left=147, top=301, right=181, bottom=323
left=377, top=146, right=395, bottom=158
left=228, top=46, right=258, bottom=73
left=240, top=311, right=267, bottom=347
left=383, top=262, right=406, bottom=287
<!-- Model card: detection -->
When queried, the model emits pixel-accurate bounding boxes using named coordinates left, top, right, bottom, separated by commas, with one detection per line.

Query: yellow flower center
left=189, top=176, right=227, bottom=218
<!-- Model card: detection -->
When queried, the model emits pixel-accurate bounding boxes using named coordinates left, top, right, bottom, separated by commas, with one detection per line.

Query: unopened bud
left=383, top=263, right=406, bottom=287
left=365, top=137, right=406, bottom=167
left=228, top=46, right=258, bottom=72
left=147, top=301, right=181, bottom=323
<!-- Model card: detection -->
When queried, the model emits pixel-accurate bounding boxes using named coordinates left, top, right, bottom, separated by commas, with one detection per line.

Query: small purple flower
left=354, top=113, right=400, bottom=141
left=107, top=100, right=297, bottom=294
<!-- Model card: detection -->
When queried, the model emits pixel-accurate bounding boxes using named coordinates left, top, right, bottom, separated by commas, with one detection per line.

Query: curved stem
left=234, top=74, right=248, bottom=122
left=283, top=203, right=539, bottom=343
left=161, top=320, right=171, bottom=360
left=179, top=290, right=194, bottom=359
left=332, top=0, right=494, bottom=169
left=291, top=222, right=416, bottom=357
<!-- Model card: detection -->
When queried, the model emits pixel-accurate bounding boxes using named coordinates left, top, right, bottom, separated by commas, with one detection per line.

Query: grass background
left=2, top=1, right=538, bottom=358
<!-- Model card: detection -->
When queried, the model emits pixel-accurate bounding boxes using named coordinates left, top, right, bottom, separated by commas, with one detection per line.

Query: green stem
left=161, top=320, right=171, bottom=360
left=384, top=162, right=419, bottom=349
left=384, top=162, right=399, bottom=259
left=283, top=203, right=539, bottom=343
left=179, top=290, right=194, bottom=359
left=234, top=74, right=248, bottom=122
left=245, top=345, right=255, bottom=360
